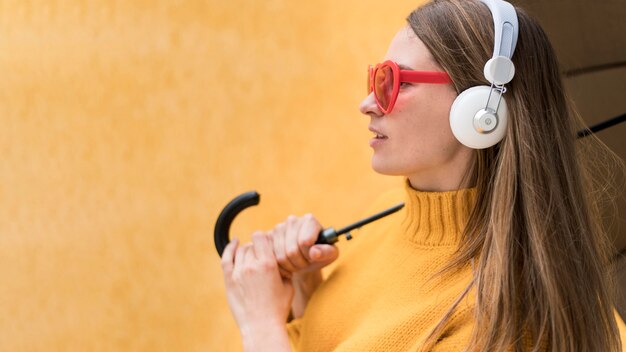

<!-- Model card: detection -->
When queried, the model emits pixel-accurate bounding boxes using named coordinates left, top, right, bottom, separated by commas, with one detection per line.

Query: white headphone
left=449, top=0, right=519, bottom=149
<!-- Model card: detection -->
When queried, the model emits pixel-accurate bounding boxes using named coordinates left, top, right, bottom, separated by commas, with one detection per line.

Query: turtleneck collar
left=401, top=179, right=477, bottom=246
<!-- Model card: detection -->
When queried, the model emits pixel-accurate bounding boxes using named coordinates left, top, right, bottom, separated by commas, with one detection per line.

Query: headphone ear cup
left=449, top=85, right=508, bottom=149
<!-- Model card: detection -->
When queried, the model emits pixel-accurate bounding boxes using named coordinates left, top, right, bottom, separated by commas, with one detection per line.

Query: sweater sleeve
left=286, top=318, right=303, bottom=351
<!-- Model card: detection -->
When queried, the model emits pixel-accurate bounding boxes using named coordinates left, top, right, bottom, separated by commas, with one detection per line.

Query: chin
left=371, top=156, right=408, bottom=176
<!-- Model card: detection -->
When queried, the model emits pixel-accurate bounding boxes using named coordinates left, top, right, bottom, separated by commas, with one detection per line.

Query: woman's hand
left=271, top=214, right=340, bottom=319
left=272, top=214, right=339, bottom=278
left=221, top=232, right=293, bottom=351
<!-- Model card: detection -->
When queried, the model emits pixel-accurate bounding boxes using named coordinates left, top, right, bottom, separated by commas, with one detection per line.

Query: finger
left=295, top=214, right=318, bottom=263
left=270, top=232, right=292, bottom=279
left=250, top=231, right=264, bottom=261
left=309, top=244, right=339, bottom=263
left=273, top=222, right=297, bottom=272
left=285, top=215, right=309, bottom=269
left=233, top=243, right=252, bottom=276
left=242, top=243, right=255, bottom=266
left=220, top=238, right=239, bottom=277
left=265, top=233, right=277, bottom=262
left=299, top=214, right=323, bottom=249
left=252, top=231, right=274, bottom=262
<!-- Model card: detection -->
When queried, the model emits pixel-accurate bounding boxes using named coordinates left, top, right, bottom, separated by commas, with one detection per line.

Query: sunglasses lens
left=374, top=65, right=394, bottom=111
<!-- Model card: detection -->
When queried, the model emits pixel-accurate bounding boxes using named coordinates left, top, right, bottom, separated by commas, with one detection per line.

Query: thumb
left=308, top=244, right=338, bottom=263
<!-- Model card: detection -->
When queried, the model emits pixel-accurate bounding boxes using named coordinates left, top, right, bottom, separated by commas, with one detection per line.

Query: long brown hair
left=407, top=0, right=623, bottom=350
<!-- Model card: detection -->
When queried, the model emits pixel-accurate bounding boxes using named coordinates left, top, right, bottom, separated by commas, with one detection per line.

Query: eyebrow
left=398, top=64, right=415, bottom=71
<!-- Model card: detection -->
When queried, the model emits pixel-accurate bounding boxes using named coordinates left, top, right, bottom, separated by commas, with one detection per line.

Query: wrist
left=240, top=318, right=284, bottom=336
left=291, top=270, right=323, bottom=319
left=240, top=321, right=290, bottom=352
left=293, top=270, right=322, bottom=285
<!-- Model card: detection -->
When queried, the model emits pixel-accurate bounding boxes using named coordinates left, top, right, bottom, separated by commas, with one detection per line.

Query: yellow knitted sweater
left=286, top=180, right=626, bottom=351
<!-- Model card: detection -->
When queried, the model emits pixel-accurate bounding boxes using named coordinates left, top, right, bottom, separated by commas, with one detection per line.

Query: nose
left=359, top=92, right=384, bottom=118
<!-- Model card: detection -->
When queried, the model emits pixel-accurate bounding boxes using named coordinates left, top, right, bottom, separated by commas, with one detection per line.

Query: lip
left=369, top=137, right=387, bottom=148
left=368, top=125, right=387, bottom=137
left=368, top=125, right=388, bottom=148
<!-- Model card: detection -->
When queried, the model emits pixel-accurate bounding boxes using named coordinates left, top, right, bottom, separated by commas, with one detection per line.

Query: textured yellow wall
left=0, top=1, right=424, bottom=350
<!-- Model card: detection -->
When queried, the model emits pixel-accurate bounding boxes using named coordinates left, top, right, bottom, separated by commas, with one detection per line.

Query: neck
left=407, top=149, right=474, bottom=192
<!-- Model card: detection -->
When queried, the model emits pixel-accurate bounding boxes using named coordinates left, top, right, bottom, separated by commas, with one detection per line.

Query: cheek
left=393, top=88, right=460, bottom=158
left=397, top=89, right=455, bottom=140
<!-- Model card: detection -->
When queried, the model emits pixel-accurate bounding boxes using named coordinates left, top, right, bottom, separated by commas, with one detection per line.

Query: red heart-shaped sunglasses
left=368, top=60, right=452, bottom=114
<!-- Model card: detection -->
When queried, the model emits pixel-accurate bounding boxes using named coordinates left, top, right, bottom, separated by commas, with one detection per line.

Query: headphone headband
left=479, top=0, right=519, bottom=59
left=449, top=0, right=519, bottom=149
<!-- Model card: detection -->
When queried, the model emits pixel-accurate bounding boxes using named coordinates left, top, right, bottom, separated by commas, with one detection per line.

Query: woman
left=221, top=0, right=626, bottom=350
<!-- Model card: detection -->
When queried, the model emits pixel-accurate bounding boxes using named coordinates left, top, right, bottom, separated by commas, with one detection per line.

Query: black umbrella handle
left=214, top=191, right=260, bottom=257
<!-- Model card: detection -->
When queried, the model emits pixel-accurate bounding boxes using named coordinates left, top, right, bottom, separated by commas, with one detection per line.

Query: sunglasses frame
left=368, top=60, right=452, bottom=114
